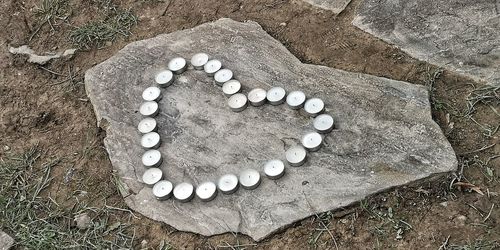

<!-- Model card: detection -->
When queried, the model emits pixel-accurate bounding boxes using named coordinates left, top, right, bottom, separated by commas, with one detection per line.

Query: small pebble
left=293, top=230, right=302, bottom=237
left=141, top=239, right=148, bottom=248
left=74, top=213, right=92, bottom=229
left=439, top=201, right=448, bottom=207
left=455, top=215, right=467, bottom=226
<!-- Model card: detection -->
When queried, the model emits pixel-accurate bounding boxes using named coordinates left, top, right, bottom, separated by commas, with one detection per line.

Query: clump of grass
left=69, top=8, right=137, bottom=49
left=30, top=0, right=71, bottom=40
left=34, top=0, right=70, bottom=23
left=0, top=146, right=135, bottom=248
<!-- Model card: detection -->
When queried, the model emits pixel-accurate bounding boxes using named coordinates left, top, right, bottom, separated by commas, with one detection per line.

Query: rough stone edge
left=301, top=0, right=352, bottom=14
left=351, top=15, right=487, bottom=85
left=257, top=170, right=452, bottom=241
left=84, top=18, right=458, bottom=241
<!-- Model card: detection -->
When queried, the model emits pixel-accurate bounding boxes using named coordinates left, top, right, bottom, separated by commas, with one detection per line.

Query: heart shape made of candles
left=138, top=53, right=335, bottom=202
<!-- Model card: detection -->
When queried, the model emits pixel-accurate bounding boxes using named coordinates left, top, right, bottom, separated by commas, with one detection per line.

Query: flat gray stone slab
left=0, top=230, right=14, bottom=250
left=353, top=0, right=500, bottom=86
left=85, top=18, right=457, bottom=241
left=302, top=0, right=351, bottom=14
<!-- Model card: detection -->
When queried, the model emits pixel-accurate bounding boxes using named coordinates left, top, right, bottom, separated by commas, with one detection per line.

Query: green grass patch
left=34, top=0, right=71, bottom=23
left=69, top=7, right=137, bottom=49
left=0, top=146, right=135, bottom=248
left=30, top=0, right=71, bottom=40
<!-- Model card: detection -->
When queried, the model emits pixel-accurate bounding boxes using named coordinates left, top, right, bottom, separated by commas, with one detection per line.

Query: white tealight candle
left=139, top=101, right=159, bottom=117
left=142, top=167, right=163, bottom=187
left=304, top=98, right=325, bottom=117
left=286, top=91, right=306, bottom=109
left=168, top=57, right=187, bottom=74
left=264, top=160, right=285, bottom=180
left=173, top=182, right=195, bottom=202
left=152, top=180, right=173, bottom=200
left=222, top=80, right=241, bottom=97
left=195, top=181, right=217, bottom=202
left=141, top=132, right=161, bottom=149
left=191, top=53, right=209, bottom=70
left=313, top=114, right=334, bottom=133
left=239, top=169, right=261, bottom=190
left=142, top=86, right=162, bottom=102
left=247, top=88, right=267, bottom=106
left=155, top=70, right=174, bottom=87
left=266, top=87, right=286, bottom=105
left=301, top=132, right=323, bottom=151
left=218, top=174, right=239, bottom=194
left=142, top=149, right=162, bottom=168
left=138, top=118, right=157, bottom=134
left=286, top=145, right=307, bottom=167
left=227, top=93, right=248, bottom=112
left=204, top=59, right=222, bottom=76
left=214, top=69, right=233, bottom=86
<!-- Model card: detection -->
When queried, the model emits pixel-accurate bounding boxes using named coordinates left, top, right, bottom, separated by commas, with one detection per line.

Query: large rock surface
left=302, top=0, right=351, bottom=13
left=353, top=0, right=500, bottom=86
left=85, top=18, right=457, bottom=241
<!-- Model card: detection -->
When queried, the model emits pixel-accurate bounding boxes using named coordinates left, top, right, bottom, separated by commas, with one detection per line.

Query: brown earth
left=1, top=0, right=499, bottom=249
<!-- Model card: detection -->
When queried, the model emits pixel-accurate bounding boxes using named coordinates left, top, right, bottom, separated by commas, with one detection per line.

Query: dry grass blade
left=483, top=204, right=495, bottom=222
left=466, top=85, right=500, bottom=117
left=452, top=181, right=484, bottom=195
left=461, top=85, right=500, bottom=137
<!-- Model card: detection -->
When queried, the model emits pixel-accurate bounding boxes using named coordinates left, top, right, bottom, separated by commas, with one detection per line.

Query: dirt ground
left=1, top=0, right=499, bottom=249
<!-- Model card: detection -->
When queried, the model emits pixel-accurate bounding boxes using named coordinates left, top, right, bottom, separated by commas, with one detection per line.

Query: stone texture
left=84, top=18, right=457, bottom=241
left=9, top=45, right=76, bottom=65
left=0, top=230, right=14, bottom=250
left=353, top=0, right=500, bottom=86
left=302, top=0, right=351, bottom=14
